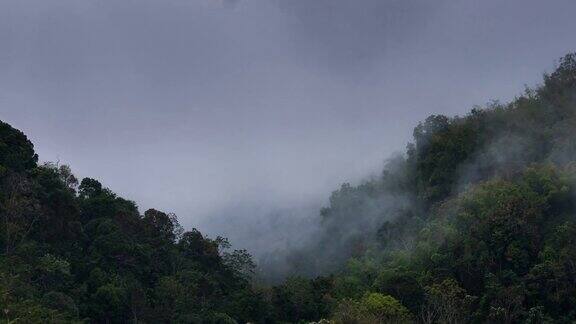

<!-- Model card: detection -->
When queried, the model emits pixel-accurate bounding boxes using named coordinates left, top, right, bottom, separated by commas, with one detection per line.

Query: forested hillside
left=1, top=53, right=576, bottom=323
left=0, top=120, right=273, bottom=322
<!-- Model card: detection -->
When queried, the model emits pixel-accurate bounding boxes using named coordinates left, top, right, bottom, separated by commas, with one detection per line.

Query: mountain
left=1, top=53, right=576, bottom=323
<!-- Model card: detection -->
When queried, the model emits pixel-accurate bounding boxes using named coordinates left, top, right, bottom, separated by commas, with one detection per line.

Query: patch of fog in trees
left=250, top=155, right=417, bottom=282
left=456, top=132, right=540, bottom=192
left=194, top=151, right=419, bottom=282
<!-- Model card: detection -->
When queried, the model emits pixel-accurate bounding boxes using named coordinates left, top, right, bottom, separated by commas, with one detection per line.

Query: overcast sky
left=1, top=0, right=576, bottom=248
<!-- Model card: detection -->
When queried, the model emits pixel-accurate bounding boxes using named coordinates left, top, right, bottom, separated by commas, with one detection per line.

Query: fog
left=1, top=0, right=575, bottom=263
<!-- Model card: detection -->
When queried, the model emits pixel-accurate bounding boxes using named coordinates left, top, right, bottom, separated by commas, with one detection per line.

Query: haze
left=1, top=0, right=575, bottom=254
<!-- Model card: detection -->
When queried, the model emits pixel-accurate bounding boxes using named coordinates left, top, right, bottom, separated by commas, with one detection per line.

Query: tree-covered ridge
left=0, top=121, right=268, bottom=322
left=1, top=53, right=576, bottom=323
left=272, top=53, right=576, bottom=323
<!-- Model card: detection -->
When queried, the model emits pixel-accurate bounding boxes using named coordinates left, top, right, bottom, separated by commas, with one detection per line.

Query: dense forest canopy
left=1, top=53, right=576, bottom=323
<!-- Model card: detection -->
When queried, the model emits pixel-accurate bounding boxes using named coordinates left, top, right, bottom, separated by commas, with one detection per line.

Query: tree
left=420, top=279, right=475, bottom=324
left=332, top=293, right=412, bottom=324
left=143, top=208, right=176, bottom=243
left=0, top=173, right=39, bottom=255
left=0, top=120, right=38, bottom=172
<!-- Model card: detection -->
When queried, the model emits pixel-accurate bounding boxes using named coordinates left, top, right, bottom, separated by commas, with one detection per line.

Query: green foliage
left=331, top=293, right=412, bottom=324
left=0, top=120, right=38, bottom=172
left=420, top=279, right=476, bottom=324
left=272, top=276, right=334, bottom=323
left=361, top=293, right=412, bottom=321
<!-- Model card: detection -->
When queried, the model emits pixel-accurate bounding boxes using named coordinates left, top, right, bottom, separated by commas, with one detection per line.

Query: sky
left=1, top=0, right=576, bottom=254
